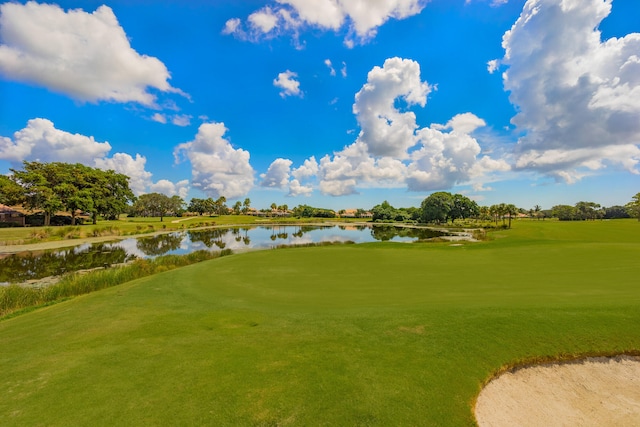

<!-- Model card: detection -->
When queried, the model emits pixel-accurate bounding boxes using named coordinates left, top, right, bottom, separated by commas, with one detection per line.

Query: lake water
left=0, top=224, right=454, bottom=284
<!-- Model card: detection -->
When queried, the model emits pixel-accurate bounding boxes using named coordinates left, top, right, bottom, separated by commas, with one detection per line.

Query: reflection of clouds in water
left=320, top=234, right=353, bottom=242
left=289, top=235, right=314, bottom=245
left=108, top=238, right=146, bottom=258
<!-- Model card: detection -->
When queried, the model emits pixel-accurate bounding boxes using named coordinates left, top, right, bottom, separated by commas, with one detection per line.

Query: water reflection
left=0, top=244, right=135, bottom=283
left=136, top=233, right=184, bottom=256
left=0, top=225, right=452, bottom=283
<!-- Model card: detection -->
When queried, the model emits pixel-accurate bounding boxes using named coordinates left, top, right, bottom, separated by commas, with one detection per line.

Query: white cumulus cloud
left=0, top=119, right=191, bottom=197
left=149, top=179, right=190, bottom=199
left=261, top=158, right=293, bottom=188
left=354, top=57, right=432, bottom=158
left=94, top=152, right=153, bottom=196
left=274, top=70, right=303, bottom=98
left=312, top=58, right=505, bottom=196
left=0, top=2, right=184, bottom=106
left=223, top=0, right=426, bottom=47
left=174, top=122, right=254, bottom=199
left=501, top=0, right=640, bottom=181
left=0, top=118, right=111, bottom=165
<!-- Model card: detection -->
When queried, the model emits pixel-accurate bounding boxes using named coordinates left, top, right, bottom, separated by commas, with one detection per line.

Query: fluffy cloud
left=174, top=122, right=254, bottom=199
left=288, top=179, right=314, bottom=197
left=94, top=152, right=153, bottom=196
left=274, top=70, right=303, bottom=98
left=312, top=58, right=506, bottom=196
left=0, top=118, right=189, bottom=197
left=261, top=158, right=293, bottom=188
left=0, top=118, right=111, bottom=165
left=149, top=179, right=190, bottom=199
left=407, top=117, right=490, bottom=191
left=501, top=0, right=640, bottom=181
left=354, top=57, right=432, bottom=158
left=223, top=0, right=426, bottom=46
left=292, top=156, right=319, bottom=181
left=0, top=2, right=183, bottom=106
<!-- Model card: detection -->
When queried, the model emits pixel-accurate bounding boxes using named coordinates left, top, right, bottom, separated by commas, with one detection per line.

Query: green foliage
left=420, top=191, right=453, bottom=223
left=552, top=201, right=605, bottom=221
left=604, top=205, right=631, bottom=219
left=130, top=193, right=184, bottom=221
left=0, top=175, right=24, bottom=205
left=9, top=161, right=133, bottom=225
left=292, top=204, right=336, bottom=218
left=626, top=192, right=640, bottom=220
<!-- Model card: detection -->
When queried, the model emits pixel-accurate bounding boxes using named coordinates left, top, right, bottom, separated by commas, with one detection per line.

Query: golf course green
left=1, top=220, right=639, bottom=425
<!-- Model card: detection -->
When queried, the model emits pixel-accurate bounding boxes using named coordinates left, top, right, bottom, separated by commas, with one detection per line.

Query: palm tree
left=534, top=204, right=541, bottom=220
left=505, top=204, right=518, bottom=228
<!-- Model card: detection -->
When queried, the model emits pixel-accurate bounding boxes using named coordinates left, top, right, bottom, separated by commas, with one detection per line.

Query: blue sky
left=1, top=0, right=639, bottom=211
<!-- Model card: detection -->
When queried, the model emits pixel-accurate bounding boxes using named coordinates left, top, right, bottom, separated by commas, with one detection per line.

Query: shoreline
left=0, top=222, right=476, bottom=254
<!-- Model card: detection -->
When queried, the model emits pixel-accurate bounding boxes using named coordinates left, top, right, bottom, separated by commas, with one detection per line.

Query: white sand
left=475, top=355, right=640, bottom=427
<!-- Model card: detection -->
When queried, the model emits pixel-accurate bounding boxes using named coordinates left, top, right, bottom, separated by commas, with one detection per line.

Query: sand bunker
left=475, top=355, right=640, bottom=427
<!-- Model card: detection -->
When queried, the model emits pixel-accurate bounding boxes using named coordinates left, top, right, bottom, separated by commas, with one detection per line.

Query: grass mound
left=1, top=220, right=639, bottom=425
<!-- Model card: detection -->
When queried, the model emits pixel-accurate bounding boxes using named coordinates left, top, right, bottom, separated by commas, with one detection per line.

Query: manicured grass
left=1, top=220, right=639, bottom=425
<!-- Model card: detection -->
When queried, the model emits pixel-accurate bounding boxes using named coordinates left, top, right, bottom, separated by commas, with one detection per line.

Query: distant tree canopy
left=131, top=193, right=184, bottom=222
left=604, top=205, right=631, bottom=219
left=187, top=197, right=227, bottom=216
left=292, top=205, right=335, bottom=218
left=420, top=192, right=479, bottom=224
left=7, top=161, right=134, bottom=225
left=627, top=193, right=640, bottom=221
left=551, top=201, right=604, bottom=221
left=371, top=201, right=420, bottom=222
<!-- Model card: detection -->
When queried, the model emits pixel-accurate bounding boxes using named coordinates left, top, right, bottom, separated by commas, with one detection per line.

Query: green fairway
left=1, top=220, right=639, bottom=425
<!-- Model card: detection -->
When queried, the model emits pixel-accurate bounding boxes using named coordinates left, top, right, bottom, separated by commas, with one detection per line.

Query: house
left=0, top=204, right=26, bottom=226
left=339, top=209, right=373, bottom=219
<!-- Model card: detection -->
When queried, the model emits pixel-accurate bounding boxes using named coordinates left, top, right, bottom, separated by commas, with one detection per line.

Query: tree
left=188, top=198, right=207, bottom=216
left=575, top=201, right=602, bottom=220
left=627, top=193, right=640, bottom=221
left=0, top=175, right=24, bottom=206
left=203, top=198, right=216, bottom=215
left=9, top=162, right=133, bottom=225
left=11, top=162, right=64, bottom=226
left=451, top=194, right=479, bottom=221
left=604, top=205, right=630, bottom=219
left=232, top=201, right=242, bottom=215
left=551, top=204, right=576, bottom=221
left=421, top=192, right=453, bottom=224
left=242, top=198, right=251, bottom=214
left=93, top=169, right=134, bottom=222
left=170, top=195, right=185, bottom=216
left=371, top=200, right=396, bottom=222
left=533, top=204, right=542, bottom=220
left=134, top=193, right=174, bottom=222
left=214, top=196, right=227, bottom=215
left=505, top=203, right=518, bottom=228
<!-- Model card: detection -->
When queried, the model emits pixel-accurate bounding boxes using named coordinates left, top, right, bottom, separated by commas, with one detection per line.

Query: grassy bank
left=0, top=249, right=232, bottom=318
left=1, top=220, right=639, bottom=425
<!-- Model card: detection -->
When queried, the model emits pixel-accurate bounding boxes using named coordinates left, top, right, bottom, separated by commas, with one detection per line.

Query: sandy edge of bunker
left=474, top=354, right=640, bottom=426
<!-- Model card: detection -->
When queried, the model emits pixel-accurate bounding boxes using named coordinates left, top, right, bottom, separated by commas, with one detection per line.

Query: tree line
left=2, top=161, right=639, bottom=226
left=1, top=161, right=134, bottom=226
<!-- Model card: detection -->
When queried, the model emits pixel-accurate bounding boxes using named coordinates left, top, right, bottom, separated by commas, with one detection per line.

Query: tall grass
left=0, top=249, right=232, bottom=318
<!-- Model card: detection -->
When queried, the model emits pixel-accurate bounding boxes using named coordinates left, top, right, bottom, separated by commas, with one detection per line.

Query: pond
left=0, top=224, right=460, bottom=284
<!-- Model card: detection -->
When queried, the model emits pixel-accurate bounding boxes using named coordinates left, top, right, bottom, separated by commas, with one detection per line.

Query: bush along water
left=0, top=249, right=232, bottom=318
